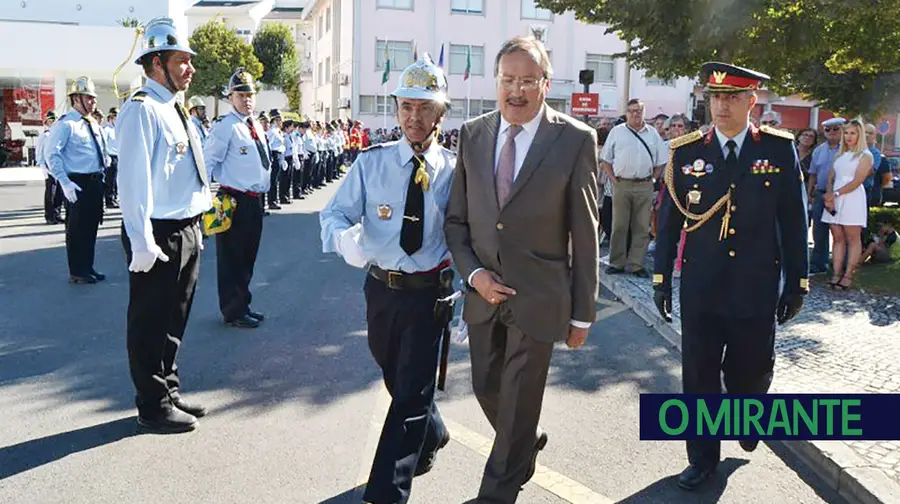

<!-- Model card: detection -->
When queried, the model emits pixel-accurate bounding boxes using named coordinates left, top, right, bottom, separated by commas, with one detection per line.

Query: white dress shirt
left=714, top=124, right=750, bottom=158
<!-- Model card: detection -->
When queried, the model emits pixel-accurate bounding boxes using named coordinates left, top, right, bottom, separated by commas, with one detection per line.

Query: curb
left=600, top=270, right=900, bottom=504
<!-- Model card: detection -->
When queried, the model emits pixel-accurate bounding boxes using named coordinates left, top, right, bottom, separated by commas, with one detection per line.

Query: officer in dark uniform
left=653, top=62, right=809, bottom=490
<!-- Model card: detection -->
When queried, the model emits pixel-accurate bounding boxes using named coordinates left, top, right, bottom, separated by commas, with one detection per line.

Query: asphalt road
left=0, top=179, right=847, bottom=504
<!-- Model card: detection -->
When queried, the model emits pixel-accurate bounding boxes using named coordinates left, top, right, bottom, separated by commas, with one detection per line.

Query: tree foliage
left=252, top=23, right=303, bottom=110
left=188, top=19, right=263, bottom=104
left=117, top=17, right=142, bottom=28
left=280, top=55, right=302, bottom=110
left=536, top=0, right=900, bottom=117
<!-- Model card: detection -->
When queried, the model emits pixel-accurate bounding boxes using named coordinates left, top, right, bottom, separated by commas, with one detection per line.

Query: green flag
left=381, top=42, right=391, bottom=85
left=464, top=46, right=471, bottom=81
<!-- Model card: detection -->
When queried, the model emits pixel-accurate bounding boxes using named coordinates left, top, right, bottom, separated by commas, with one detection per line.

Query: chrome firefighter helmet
left=135, top=17, right=197, bottom=64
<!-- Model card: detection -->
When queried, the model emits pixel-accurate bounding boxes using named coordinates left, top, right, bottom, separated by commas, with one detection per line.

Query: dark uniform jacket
left=654, top=125, right=809, bottom=318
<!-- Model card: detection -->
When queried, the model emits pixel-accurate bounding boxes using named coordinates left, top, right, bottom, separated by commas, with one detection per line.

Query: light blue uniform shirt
left=267, top=127, right=286, bottom=153
left=115, top=78, right=212, bottom=253
left=320, top=138, right=455, bottom=273
left=204, top=110, right=271, bottom=193
left=46, top=109, right=107, bottom=184
left=191, top=116, right=208, bottom=146
left=283, top=129, right=294, bottom=156
left=103, top=122, right=118, bottom=156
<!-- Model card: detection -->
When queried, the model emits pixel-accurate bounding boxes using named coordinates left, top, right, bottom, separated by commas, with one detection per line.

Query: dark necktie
left=174, top=104, right=210, bottom=187
left=400, top=154, right=426, bottom=256
left=725, top=139, right=738, bottom=172
left=246, top=118, right=270, bottom=171
left=83, top=117, right=105, bottom=171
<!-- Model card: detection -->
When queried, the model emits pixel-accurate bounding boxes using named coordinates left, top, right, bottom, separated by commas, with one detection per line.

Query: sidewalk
left=0, top=167, right=45, bottom=183
left=599, top=253, right=900, bottom=504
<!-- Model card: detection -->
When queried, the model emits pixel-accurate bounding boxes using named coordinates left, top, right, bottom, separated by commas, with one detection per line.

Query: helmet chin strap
left=157, top=53, right=179, bottom=94
left=408, top=124, right=441, bottom=153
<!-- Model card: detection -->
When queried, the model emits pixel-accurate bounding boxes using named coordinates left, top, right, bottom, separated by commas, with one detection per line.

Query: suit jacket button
left=730, top=183, right=736, bottom=189
left=729, top=228, right=736, bottom=235
left=730, top=205, right=737, bottom=212
left=496, top=222, right=504, bottom=230
left=729, top=250, right=736, bottom=258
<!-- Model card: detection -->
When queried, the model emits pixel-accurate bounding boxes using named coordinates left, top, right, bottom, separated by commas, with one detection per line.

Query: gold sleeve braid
left=663, top=131, right=733, bottom=241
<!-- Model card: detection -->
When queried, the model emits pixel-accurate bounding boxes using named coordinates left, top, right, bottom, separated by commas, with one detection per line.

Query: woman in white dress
left=821, top=119, right=873, bottom=290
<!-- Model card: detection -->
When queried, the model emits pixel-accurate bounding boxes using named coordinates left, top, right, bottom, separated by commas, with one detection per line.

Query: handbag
left=202, top=193, right=237, bottom=236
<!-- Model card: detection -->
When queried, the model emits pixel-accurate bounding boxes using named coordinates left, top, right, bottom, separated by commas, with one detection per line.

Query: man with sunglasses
left=808, top=117, right=846, bottom=273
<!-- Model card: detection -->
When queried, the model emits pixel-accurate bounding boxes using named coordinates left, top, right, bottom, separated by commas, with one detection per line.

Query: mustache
left=506, top=98, right=528, bottom=105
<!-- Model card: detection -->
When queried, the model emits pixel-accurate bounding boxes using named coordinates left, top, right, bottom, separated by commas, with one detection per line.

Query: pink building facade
left=301, top=0, right=694, bottom=129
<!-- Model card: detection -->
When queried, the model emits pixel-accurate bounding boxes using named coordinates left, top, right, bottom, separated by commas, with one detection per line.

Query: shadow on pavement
left=316, top=484, right=365, bottom=503
left=616, top=457, right=748, bottom=503
left=0, top=416, right=138, bottom=481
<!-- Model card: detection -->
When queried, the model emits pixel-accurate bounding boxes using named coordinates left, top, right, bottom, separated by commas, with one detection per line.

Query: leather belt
left=368, top=261, right=450, bottom=291
left=220, top=185, right=262, bottom=198
left=619, top=176, right=652, bottom=182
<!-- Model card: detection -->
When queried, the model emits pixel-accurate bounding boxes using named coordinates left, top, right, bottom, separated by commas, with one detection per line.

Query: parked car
left=882, top=157, right=900, bottom=205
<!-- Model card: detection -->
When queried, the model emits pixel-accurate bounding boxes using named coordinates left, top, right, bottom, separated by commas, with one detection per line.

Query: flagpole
left=383, top=81, right=387, bottom=129
left=466, top=76, right=471, bottom=121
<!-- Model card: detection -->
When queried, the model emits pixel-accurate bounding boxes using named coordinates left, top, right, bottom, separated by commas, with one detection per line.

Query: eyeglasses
left=497, top=75, right=544, bottom=91
left=824, top=126, right=841, bottom=132
left=761, top=120, right=776, bottom=125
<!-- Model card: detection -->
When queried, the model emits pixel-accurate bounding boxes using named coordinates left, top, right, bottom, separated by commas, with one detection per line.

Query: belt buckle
left=386, top=271, right=403, bottom=290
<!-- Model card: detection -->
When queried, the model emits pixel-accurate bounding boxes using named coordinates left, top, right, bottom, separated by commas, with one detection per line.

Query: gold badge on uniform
left=176, top=142, right=187, bottom=155
left=376, top=204, right=392, bottom=220
left=240, top=146, right=249, bottom=155
left=690, top=158, right=707, bottom=177
left=687, top=190, right=702, bottom=205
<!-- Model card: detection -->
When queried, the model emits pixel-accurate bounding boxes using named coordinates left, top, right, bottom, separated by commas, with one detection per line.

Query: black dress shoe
left=69, top=275, right=97, bottom=284
left=631, top=268, right=649, bottom=278
left=137, top=407, right=198, bottom=434
left=171, top=395, right=208, bottom=418
left=91, top=271, right=106, bottom=282
left=415, top=432, right=450, bottom=476
left=268, top=203, right=282, bottom=210
left=605, top=266, right=625, bottom=275
left=678, top=464, right=715, bottom=490
left=739, top=439, right=759, bottom=452
left=247, top=310, right=265, bottom=321
left=523, top=432, right=548, bottom=485
left=226, top=314, right=260, bottom=328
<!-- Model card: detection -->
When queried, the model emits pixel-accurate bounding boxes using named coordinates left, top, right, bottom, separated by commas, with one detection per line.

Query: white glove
left=61, top=181, right=82, bottom=203
left=196, top=226, right=205, bottom=251
left=336, top=225, right=367, bottom=268
left=129, top=244, right=170, bottom=273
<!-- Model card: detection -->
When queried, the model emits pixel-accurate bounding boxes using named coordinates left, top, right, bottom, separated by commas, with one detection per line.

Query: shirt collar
left=399, top=135, right=442, bottom=170
left=625, top=121, right=650, bottom=134
left=145, top=78, right=176, bottom=105
left=499, top=104, right=545, bottom=138
left=714, top=124, right=750, bottom=150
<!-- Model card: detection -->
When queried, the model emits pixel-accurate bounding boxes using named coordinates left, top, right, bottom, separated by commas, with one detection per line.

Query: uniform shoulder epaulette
left=760, top=125, right=795, bottom=141
left=131, top=91, right=148, bottom=102
left=669, top=130, right=703, bottom=149
left=213, top=115, right=225, bottom=123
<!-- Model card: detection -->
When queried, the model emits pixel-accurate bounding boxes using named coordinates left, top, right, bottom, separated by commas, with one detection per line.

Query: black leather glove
left=654, top=286, right=673, bottom=323
left=777, top=293, right=804, bottom=325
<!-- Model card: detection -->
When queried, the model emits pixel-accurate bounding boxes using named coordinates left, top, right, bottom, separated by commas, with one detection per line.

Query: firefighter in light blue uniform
left=319, top=54, right=455, bottom=504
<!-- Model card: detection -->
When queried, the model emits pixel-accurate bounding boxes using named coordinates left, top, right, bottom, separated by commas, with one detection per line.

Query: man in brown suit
left=445, top=36, right=599, bottom=503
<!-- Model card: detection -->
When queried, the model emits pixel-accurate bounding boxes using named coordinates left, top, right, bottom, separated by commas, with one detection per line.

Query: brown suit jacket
left=445, top=106, right=600, bottom=343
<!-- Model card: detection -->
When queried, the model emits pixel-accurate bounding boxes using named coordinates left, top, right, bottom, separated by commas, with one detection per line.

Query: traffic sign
left=571, top=93, right=599, bottom=116
left=878, top=120, right=891, bottom=135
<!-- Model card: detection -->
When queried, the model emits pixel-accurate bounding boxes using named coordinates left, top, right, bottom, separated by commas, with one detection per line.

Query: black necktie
left=725, top=139, right=738, bottom=172
left=247, top=118, right=270, bottom=171
left=174, top=104, right=210, bottom=186
left=400, top=154, right=425, bottom=256
left=83, top=117, right=104, bottom=170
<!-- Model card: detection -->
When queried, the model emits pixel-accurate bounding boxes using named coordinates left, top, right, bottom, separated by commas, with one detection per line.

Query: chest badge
left=752, top=159, right=781, bottom=175
left=376, top=204, right=392, bottom=220
left=687, top=190, right=702, bottom=205
left=240, top=146, right=249, bottom=155
left=176, top=142, right=187, bottom=155
left=690, top=158, right=708, bottom=177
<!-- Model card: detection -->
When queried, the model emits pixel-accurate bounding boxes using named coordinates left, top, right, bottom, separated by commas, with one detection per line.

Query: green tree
left=252, top=23, right=297, bottom=85
left=536, top=0, right=900, bottom=117
left=280, top=55, right=302, bottom=110
left=117, top=17, right=142, bottom=28
left=188, top=19, right=263, bottom=116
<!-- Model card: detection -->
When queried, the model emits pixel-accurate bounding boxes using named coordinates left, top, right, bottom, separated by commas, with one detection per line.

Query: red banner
left=571, top=93, right=599, bottom=116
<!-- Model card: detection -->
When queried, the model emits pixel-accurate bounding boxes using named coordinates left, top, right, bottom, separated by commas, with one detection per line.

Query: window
left=448, top=44, right=484, bottom=76
left=451, top=0, right=483, bottom=14
left=546, top=98, right=567, bottom=113
left=646, top=75, right=675, bottom=87
left=359, top=96, right=396, bottom=115
left=325, top=57, right=331, bottom=83
left=469, top=99, right=496, bottom=116
left=449, top=99, right=468, bottom=118
left=376, top=40, right=414, bottom=71
left=317, top=15, right=324, bottom=38
left=586, top=54, right=616, bottom=83
left=317, top=61, right=324, bottom=86
left=326, top=7, right=331, bottom=32
left=377, top=0, right=413, bottom=9
left=521, top=0, right=552, bottom=20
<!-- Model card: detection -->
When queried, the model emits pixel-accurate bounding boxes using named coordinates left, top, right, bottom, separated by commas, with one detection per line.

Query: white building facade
left=300, top=0, right=695, bottom=130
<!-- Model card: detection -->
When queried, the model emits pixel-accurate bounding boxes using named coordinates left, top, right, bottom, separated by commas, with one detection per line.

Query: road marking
left=360, top=387, right=613, bottom=504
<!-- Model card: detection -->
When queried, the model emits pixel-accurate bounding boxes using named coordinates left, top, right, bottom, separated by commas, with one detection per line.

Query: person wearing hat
left=46, top=75, right=109, bottom=284
left=282, top=117, right=301, bottom=200
left=653, top=62, right=809, bottom=489
left=320, top=53, right=456, bottom=504
left=37, top=110, right=64, bottom=224
left=808, top=116, right=846, bottom=273
left=187, top=96, right=209, bottom=145
left=116, top=16, right=212, bottom=433
left=204, top=67, right=271, bottom=329
left=265, top=109, right=288, bottom=207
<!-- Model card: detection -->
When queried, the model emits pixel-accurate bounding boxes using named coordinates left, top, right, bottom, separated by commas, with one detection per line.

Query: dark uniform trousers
left=122, top=215, right=201, bottom=414
left=362, top=273, right=448, bottom=504
left=301, top=157, right=313, bottom=193
left=292, top=158, right=305, bottom=198
left=280, top=156, right=295, bottom=201
left=44, top=175, right=64, bottom=223
left=105, top=155, right=119, bottom=205
left=267, top=152, right=282, bottom=206
left=680, top=305, right=776, bottom=468
left=216, top=189, right=264, bottom=321
left=65, top=172, right=104, bottom=277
